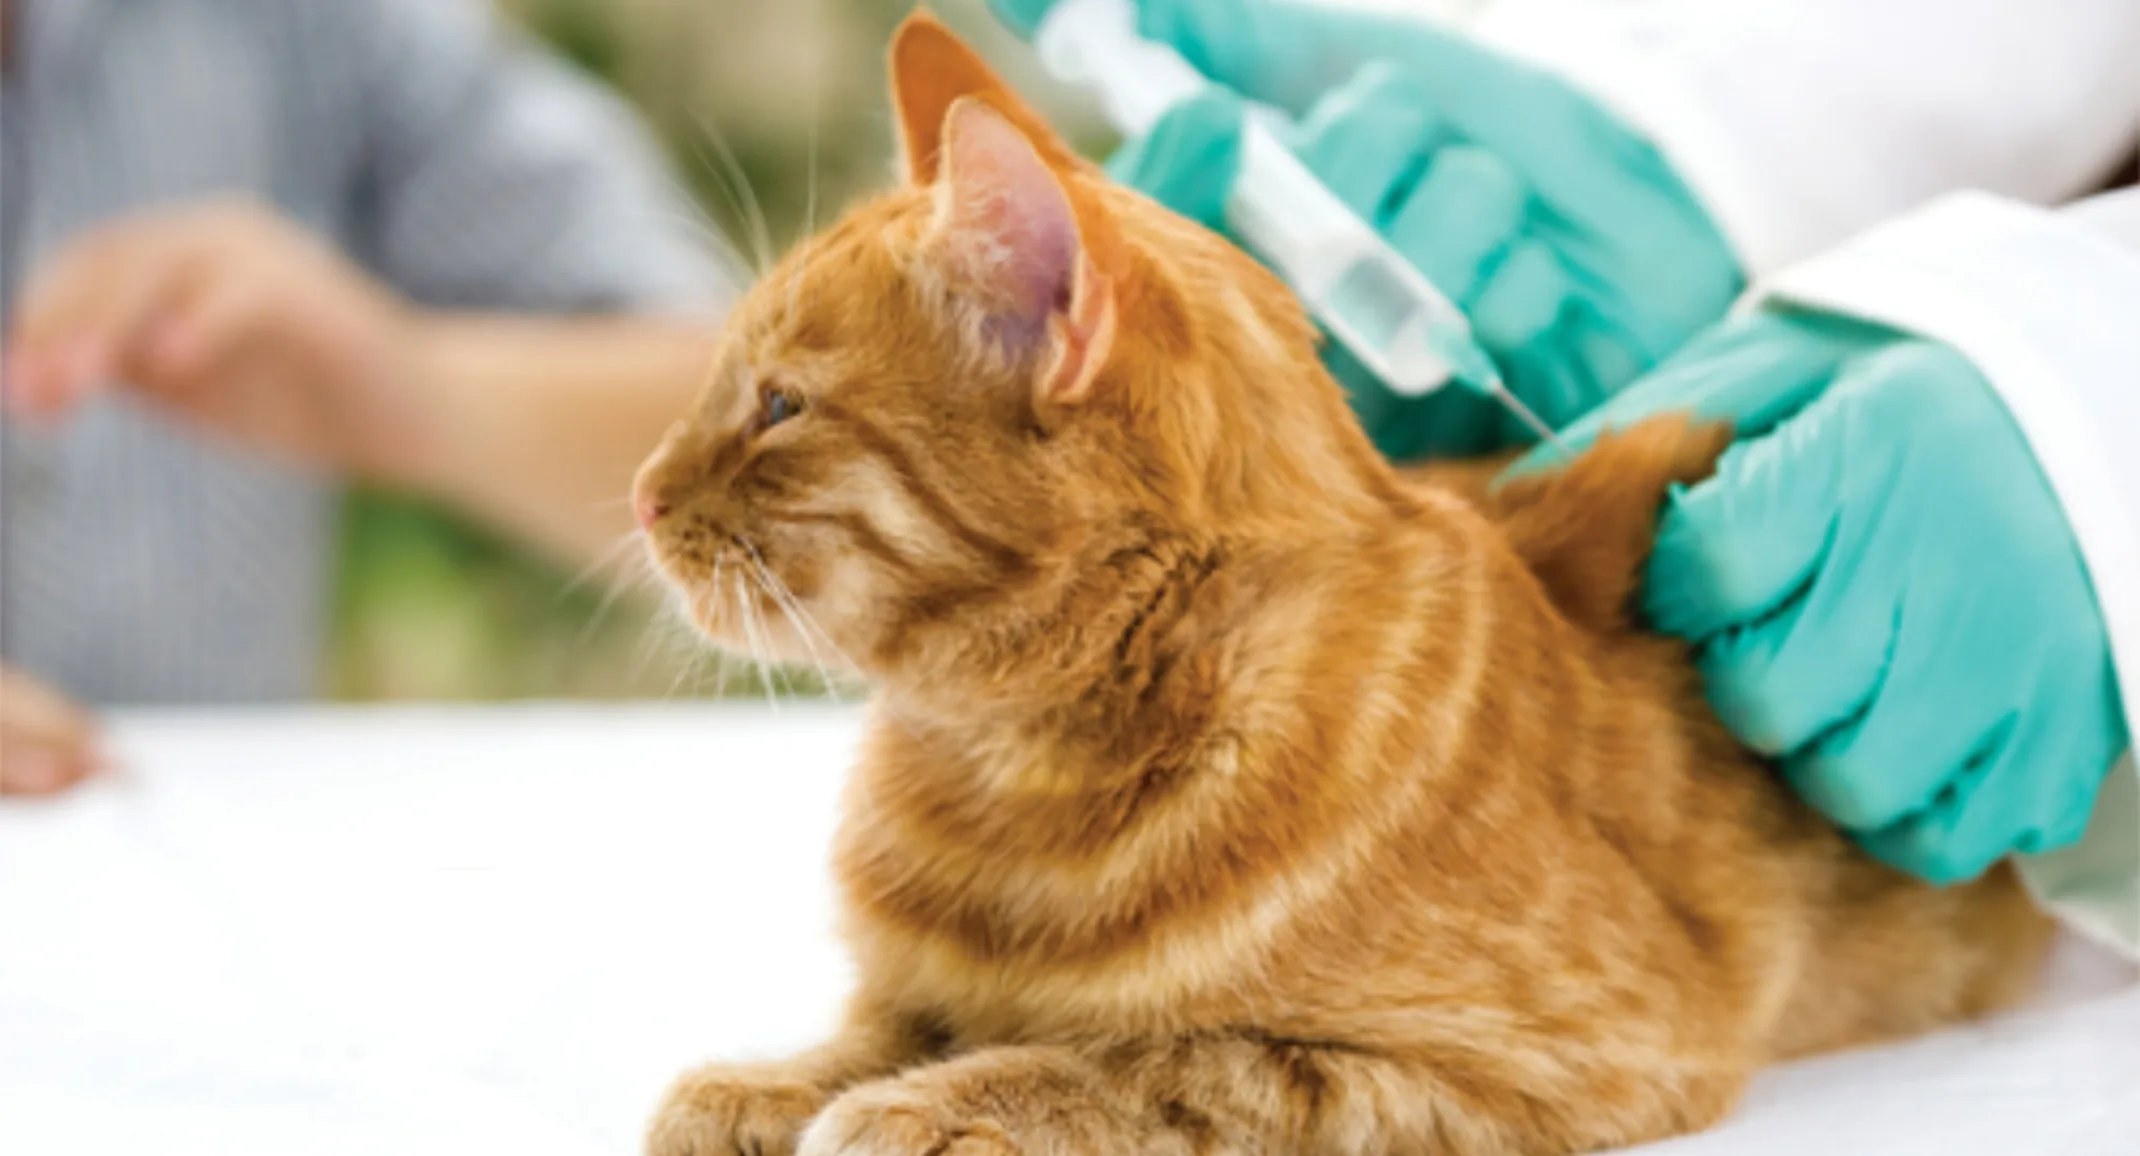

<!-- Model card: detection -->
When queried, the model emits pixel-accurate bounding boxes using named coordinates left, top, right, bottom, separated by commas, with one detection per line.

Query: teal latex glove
left=1523, top=309, right=2128, bottom=884
left=992, top=0, right=1745, bottom=458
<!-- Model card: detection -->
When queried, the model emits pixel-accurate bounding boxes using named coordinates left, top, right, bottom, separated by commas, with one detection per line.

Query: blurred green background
left=331, top=0, right=1111, bottom=700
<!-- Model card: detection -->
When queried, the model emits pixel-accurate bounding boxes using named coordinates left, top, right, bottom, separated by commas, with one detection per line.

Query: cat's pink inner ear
left=934, top=98, right=1082, bottom=331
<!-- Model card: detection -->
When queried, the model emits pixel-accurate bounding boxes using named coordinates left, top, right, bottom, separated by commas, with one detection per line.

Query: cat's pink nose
left=633, top=487, right=668, bottom=529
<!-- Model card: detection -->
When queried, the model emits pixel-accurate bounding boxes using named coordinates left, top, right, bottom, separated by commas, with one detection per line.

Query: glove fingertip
left=1783, top=748, right=1925, bottom=833
left=1650, top=452, right=1838, bottom=630
left=1857, top=822, right=1993, bottom=887
left=1640, top=484, right=1739, bottom=619
left=1693, top=625, right=1804, bottom=753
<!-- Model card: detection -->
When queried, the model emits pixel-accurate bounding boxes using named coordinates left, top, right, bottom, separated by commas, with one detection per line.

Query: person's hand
left=2, top=198, right=433, bottom=479
left=1518, top=309, right=2127, bottom=883
left=0, top=665, right=106, bottom=797
left=995, top=0, right=1743, bottom=458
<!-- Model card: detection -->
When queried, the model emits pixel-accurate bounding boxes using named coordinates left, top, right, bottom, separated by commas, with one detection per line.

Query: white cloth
left=1, top=705, right=2136, bottom=1155
left=1469, top=0, right=2140, bottom=274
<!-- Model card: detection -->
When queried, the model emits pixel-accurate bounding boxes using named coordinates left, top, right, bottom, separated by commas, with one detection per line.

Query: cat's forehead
left=728, top=287, right=888, bottom=391
left=726, top=341, right=849, bottom=396
left=731, top=211, right=914, bottom=345
left=720, top=213, right=946, bottom=387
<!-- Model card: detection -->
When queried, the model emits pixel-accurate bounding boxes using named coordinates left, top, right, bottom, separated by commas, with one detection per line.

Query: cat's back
left=1407, top=420, right=2052, bottom=1060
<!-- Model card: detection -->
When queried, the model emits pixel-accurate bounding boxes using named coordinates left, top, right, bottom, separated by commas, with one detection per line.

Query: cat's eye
left=759, top=385, right=804, bottom=431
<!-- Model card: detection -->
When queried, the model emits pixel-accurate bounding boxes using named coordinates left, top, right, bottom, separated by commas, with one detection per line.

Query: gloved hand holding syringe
left=1035, top=0, right=1564, bottom=449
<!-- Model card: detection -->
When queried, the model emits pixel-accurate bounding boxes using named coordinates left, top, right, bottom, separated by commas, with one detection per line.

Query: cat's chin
left=679, top=587, right=847, bottom=676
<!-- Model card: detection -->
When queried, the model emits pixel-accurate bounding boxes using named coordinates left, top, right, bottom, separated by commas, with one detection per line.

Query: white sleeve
left=1745, top=189, right=2140, bottom=960
left=1465, top=0, right=2140, bottom=275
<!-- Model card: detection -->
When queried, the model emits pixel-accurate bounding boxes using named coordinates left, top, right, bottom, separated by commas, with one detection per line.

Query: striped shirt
left=0, top=0, right=740, bottom=704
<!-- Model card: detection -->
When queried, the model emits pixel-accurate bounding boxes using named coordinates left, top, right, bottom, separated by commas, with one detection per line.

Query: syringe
left=1035, top=0, right=1564, bottom=449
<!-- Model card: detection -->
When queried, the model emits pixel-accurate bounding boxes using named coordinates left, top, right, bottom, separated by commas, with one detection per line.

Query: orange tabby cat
left=630, top=14, right=2051, bottom=1155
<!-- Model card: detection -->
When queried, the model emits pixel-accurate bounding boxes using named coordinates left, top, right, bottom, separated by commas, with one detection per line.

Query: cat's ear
left=889, top=12, right=1115, bottom=406
left=889, top=9, right=1080, bottom=185
left=931, top=97, right=1116, bottom=407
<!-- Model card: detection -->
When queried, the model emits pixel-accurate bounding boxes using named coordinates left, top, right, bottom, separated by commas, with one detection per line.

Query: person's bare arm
left=397, top=314, right=711, bottom=562
left=2, top=200, right=715, bottom=565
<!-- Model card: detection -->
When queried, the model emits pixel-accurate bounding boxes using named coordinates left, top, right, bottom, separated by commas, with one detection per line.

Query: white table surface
left=2, top=704, right=2136, bottom=1156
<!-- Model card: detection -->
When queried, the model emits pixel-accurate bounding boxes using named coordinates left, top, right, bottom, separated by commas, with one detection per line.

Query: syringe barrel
left=1231, top=120, right=1464, bottom=394
left=1036, top=0, right=1485, bottom=397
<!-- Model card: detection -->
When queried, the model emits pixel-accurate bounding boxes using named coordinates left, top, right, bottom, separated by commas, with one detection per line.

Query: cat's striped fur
left=632, top=14, right=2050, bottom=1155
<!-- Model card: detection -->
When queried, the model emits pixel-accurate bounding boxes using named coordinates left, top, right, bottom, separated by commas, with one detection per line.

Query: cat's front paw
left=797, top=1084, right=1019, bottom=1156
left=646, top=1063, right=829, bottom=1156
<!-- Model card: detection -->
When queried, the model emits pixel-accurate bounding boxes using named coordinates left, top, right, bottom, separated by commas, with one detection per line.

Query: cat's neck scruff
left=633, top=28, right=1437, bottom=759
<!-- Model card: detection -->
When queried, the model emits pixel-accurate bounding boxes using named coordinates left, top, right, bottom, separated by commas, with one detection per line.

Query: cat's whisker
left=637, top=199, right=756, bottom=285
left=715, top=567, right=743, bottom=691
left=629, top=587, right=689, bottom=685
left=739, top=543, right=847, bottom=702
left=640, top=594, right=707, bottom=699
left=806, top=0, right=822, bottom=236
left=710, top=647, right=736, bottom=701
left=684, top=107, right=776, bottom=278
left=561, top=532, right=655, bottom=640
left=736, top=540, right=842, bottom=666
left=805, top=74, right=821, bottom=244
left=737, top=546, right=927, bottom=742
left=575, top=564, right=647, bottom=651
left=746, top=564, right=801, bottom=706
left=788, top=595, right=865, bottom=700
left=561, top=530, right=647, bottom=600
left=574, top=539, right=670, bottom=657
left=787, top=5, right=825, bottom=329
left=691, top=639, right=726, bottom=699
left=662, top=627, right=716, bottom=702
left=678, top=136, right=767, bottom=278
left=657, top=620, right=694, bottom=701
left=750, top=564, right=834, bottom=696
left=703, top=557, right=739, bottom=702
left=731, top=563, right=783, bottom=715
left=782, top=228, right=817, bottom=332
left=776, top=597, right=855, bottom=700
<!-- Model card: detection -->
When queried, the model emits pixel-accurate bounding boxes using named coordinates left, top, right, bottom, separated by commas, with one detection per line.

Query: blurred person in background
left=0, top=0, right=743, bottom=793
